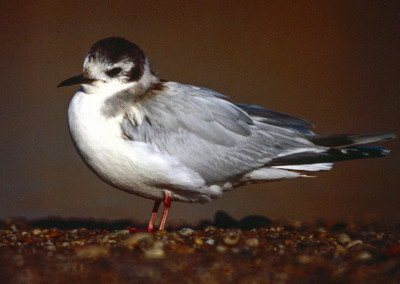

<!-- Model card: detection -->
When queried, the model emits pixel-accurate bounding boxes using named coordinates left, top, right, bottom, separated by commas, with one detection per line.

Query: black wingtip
left=310, top=132, right=396, bottom=147
left=340, top=146, right=391, bottom=158
left=269, top=145, right=392, bottom=167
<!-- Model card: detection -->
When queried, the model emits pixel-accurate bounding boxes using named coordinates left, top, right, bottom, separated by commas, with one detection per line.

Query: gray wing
left=235, top=104, right=314, bottom=135
left=121, top=82, right=316, bottom=184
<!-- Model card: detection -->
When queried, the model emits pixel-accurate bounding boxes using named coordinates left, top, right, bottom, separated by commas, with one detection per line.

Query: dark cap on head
left=87, top=37, right=146, bottom=65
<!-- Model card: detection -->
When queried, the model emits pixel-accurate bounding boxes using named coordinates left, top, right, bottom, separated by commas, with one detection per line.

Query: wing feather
left=121, top=82, right=316, bottom=184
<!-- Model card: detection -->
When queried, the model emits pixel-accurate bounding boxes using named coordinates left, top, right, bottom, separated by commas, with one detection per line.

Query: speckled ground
left=1, top=212, right=400, bottom=283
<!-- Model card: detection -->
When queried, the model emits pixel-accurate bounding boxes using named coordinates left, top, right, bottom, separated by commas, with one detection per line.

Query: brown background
left=1, top=1, right=399, bottom=225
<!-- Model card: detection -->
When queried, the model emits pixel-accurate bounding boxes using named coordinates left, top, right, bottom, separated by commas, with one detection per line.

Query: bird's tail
left=269, top=132, right=395, bottom=170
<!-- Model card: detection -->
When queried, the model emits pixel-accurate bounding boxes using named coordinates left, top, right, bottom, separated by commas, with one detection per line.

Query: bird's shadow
left=10, top=211, right=273, bottom=231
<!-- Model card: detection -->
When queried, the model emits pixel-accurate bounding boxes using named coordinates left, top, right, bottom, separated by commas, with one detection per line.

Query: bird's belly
left=68, top=94, right=165, bottom=200
left=67, top=92, right=210, bottom=203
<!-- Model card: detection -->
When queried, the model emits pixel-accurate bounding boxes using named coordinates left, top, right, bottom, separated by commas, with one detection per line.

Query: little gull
left=58, top=37, right=395, bottom=231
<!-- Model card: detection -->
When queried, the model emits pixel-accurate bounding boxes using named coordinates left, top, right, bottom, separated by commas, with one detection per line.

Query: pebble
left=358, top=251, right=372, bottom=261
left=45, top=244, right=56, bottom=252
left=144, top=241, right=166, bottom=259
left=223, top=229, right=242, bottom=246
left=245, top=238, right=259, bottom=248
left=266, top=232, right=279, bottom=239
left=318, top=232, right=332, bottom=241
left=336, top=244, right=346, bottom=254
left=32, top=229, right=42, bottom=236
left=1, top=217, right=399, bottom=282
left=155, top=230, right=169, bottom=239
left=76, top=245, right=110, bottom=259
left=338, top=233, right=351, bottom=244
left=216, top=245, right=227, bottom=253
left=347, top=240, right=363, bottom=249
left=204, top=226, right=218, bottom=234
left=194, top=237, right=204, bottom=246
left=179, top=228, right=195, bottom=237
left=105, top=230, right=130, bottom=239
left=297, top=255, right=312, bottom=264
left=170, top=243, right=195, bottom=254
left=121, top=232, right=155, bottom=249
left=204, top=238, right=215, bottom=246
left=71, top=240, right=85, bottom=246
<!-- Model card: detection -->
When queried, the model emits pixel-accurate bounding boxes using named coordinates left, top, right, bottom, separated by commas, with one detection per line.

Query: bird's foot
left=127, top=227, right=154, bottom=234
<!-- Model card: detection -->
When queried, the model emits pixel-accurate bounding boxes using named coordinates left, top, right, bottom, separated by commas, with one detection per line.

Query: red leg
left=128, top=200, right=161, bottom=233
left=146, top=200, right=161, bottom=232
left=158, top=191, right=172, bottom=231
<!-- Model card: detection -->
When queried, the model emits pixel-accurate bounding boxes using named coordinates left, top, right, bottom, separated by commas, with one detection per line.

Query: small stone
left=155, top=230, right=168, bottom=238
left=21, top=234, right=33, bottom=243
left=105, top=239, right=117, bottom=246
left=171, top=232, right=183, bottom=241
left=336, top=244, right=346, bottom=254
left=204, top=226, right=218, bottom=234
left=318, top=232, right=331, bottom=240
left=76, top=245, right=110, bottom=259
left=194, top=237, right=204, bottom=246
left=266, top=232, right=279, bottom=239
left=338, top=233, right=351, bottom=244
left=232, top=247, right=240, bottom=254
left=347, top=240, right=363, bottom=248
left=144, top=241, right=165, bottom=259
left=121, top=232, right=155, bottom=249
left=169, top=243, right=195, bottom=254
left=204, top=238, right=215, bottom=246
left=45, top=230, right=62, bottom=239
left=297, top=255, right=312, bottom=264
left=216, top=245, right=227, bottom=253
left=278, top=243, right=285, bottom=255
left=105, top=230, right=130, bottom=239
left=179, top=228, right=195, bottom=237
left=45, top=244, right=56, bottom=252
left=245, top=238, right=259, bottom=248
left=376, top=233, right=384, bottom=241
left=358, top=251, right=372, bottom=260
left=284, top=239, right=295, bottom=247
left=223, top=229, right=242, bottom=246
left=70, top=240, right=85, bottom=246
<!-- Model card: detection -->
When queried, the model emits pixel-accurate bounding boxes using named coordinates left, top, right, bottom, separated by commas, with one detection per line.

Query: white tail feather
left=272, top=163, right=333, bottom=171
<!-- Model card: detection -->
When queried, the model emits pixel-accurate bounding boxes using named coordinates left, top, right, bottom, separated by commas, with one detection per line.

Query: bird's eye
left=106, top=67, right=122, bottom=77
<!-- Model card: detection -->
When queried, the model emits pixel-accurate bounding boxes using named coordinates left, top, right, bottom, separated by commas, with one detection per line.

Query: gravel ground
left=1, top=212, right=400, bottom=283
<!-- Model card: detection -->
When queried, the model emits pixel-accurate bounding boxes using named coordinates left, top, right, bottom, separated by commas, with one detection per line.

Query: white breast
left=67, top=89, right=206, bottom=201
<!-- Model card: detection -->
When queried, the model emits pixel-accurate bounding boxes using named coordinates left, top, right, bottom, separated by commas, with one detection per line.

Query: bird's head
left=58, top=37, right=157, bottom=96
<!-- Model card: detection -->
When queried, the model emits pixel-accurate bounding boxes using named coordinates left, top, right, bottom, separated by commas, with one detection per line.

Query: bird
left=58, top=37, right=395, bottom=231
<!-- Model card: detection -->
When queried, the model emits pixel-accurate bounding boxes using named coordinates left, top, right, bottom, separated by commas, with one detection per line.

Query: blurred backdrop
left=0, top=1, right=399, bottom=225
